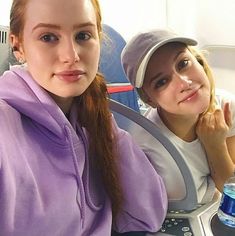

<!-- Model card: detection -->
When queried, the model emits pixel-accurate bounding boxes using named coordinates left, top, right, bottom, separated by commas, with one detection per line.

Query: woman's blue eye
left=75, top=32, right=91, bottom=41
left=155, top=78, right=168, bottom=88
left=40, top=34, right=58, bottom=42
left=178, top=59, right=189, bottom=70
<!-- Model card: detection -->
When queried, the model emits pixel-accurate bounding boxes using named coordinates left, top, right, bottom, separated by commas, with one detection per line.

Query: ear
left=147, top=100, right=158, bottom=108
left=140, top=88, right=158, bottom=108
left=144, top=95, right=158, bottom=108
left=10, top=34, right=25, bottom=62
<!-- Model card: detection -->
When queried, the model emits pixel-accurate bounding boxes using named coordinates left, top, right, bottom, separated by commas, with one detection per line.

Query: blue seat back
left=100, top=24, right=140, bottom=112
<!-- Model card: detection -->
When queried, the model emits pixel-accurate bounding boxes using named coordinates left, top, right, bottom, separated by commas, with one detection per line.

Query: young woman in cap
left=121, top=29, right=235, bottom=204
left=0, top=1, right=167, bottom=235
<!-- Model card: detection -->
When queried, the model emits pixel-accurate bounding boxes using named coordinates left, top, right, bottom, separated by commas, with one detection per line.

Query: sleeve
left=112, top=121, right=168, bottom=233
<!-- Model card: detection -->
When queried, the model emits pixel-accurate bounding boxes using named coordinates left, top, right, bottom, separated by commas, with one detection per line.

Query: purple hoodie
left=0, top=66, right=167, bottom=236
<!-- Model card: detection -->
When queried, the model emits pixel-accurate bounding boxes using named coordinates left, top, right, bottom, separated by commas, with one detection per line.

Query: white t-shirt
left=131, top=89, right=235, bottom=204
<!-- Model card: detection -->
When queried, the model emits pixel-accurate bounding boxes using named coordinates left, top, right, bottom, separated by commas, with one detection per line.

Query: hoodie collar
left=0, top=66, right=72, bottom=142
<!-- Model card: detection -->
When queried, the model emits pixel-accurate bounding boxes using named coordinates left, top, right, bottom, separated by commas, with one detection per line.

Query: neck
left=48, top=92, right=74, bottom=114
left=158, top=107, right=199, bottom=142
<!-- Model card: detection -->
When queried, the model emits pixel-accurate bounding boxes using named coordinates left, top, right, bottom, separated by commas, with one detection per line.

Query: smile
left=179, top=87, right=201, bottom=103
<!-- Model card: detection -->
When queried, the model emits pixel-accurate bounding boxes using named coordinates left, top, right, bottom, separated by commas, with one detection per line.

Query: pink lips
left=179, top=87, right=200, bottom=103
left=55, top=70, right=85, bottom=82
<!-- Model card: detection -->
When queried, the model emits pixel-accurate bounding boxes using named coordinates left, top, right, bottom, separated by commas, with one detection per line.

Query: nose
left=173, top=73, right=192, bottom=89
left=59, top=39, right=79, bottom=64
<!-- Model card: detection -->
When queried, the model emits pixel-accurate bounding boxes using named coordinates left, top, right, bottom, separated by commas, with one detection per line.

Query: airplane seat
left=201, top=45, right=235, bottom=95
left=109, top=99, right=230, bottom=236
left=99, top=24, right=140, bottom=112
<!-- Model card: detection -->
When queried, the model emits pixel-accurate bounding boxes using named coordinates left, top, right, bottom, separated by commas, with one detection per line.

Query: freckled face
left=143, top=43, right=211, bottom=117
left=16, top=0, right=100, bottom=109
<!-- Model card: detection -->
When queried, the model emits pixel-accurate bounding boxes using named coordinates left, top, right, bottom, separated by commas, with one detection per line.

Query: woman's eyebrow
left=32, top=22, right=96, bottom=32
left=32, top=23, right=61, bottom=32
left=73, top=22, right=96, bottom=30
left=173, top=50, right=185, bottom=62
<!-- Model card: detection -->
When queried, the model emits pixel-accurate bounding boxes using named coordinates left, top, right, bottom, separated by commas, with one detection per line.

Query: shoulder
left=144, top=107, right=161, bottom=125
left=0, top=100, right=18, bottom=165
left=0, top=99, right=21, bottom=129
left=0, top=99, right=19, bottom=115
left=0, top=99, right=13, bottom=114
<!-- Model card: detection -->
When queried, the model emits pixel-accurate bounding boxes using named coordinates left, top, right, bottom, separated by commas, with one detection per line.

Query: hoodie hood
left=0, top=66, right=71, bottom=142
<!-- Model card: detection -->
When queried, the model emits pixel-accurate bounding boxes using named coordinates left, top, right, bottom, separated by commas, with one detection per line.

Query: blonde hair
left=188, top=47, right=216, bottom=113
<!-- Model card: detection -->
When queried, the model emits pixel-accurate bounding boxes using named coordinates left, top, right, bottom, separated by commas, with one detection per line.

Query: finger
left=214, top=108, right=224, bottom=126
left=223, top=102, right=232, bottom=127
left=199, top=112, right=215, bottom=130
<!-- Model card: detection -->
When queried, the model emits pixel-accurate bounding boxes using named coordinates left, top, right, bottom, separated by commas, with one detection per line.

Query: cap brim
left=135, top=37, right=197, bottom=88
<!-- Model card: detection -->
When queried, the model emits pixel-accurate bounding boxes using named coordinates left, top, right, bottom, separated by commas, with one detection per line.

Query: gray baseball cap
left=121, top=29, right=197, bottom=88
